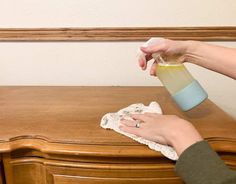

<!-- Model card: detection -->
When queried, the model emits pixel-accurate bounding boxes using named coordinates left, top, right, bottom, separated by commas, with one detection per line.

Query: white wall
left=0, top=0, right=236, bottom=118
left=1, top=0, right=236, bottom=27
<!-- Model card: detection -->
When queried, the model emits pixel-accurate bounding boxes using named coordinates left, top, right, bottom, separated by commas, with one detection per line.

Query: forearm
left=185, top=41, right=236, bottom=79
left=176, top=141, right=236, bottom=184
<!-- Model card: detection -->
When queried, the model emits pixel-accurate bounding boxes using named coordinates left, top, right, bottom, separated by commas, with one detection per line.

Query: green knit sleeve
left=175, top=140, right=236, bottom=184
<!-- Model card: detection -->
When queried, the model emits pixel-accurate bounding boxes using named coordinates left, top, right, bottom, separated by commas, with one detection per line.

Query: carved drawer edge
left=0, top=136, right=235, bottom=156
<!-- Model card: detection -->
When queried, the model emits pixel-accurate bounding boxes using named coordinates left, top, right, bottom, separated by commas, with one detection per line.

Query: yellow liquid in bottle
left=156, top=63, right=194, bottom=95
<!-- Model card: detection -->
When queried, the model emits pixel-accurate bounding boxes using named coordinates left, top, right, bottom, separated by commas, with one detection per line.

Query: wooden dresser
left=0, top=86, right=235, bottom=184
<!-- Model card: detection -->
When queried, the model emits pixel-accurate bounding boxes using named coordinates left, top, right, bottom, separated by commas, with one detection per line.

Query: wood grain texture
left=0, top=27, right=236, bottom=41
left=0, top=86, right=236, bottom=184
left=0, top=86, right=235, bottom=155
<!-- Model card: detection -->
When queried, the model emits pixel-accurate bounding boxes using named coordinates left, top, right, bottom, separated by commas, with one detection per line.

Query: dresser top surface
left=0, top=86, right=235, bottom=156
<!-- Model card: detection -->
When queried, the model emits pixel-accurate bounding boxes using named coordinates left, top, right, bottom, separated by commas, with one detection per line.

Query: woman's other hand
left=119, top=113, right=203, bottom=156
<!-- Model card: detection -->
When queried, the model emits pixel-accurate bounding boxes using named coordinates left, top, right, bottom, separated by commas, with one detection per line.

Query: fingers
left=119, top=119, right=142, bottom=136
left=145, top=54, right=153, bottom=61
left=138, top=53, right=153, bottom=70
left=120, top=119, right=136, bottom=127
left=139, top=54, right=158, bottom=76
left=119, top=113, right=161, bottom=129
left=138, top=54, right=147, bottom=70
left=119, top=124, right=141, bottom=136
left=139, top=39, right=168, bottom=74
left=142, top=112, right=161, bottom=118
left=140, top=41, right=168, bottom=54
left=131, top=113, right=153, bottom=122
left=119, top=113, right=163, bottom=142
left=150, top=61, right=157, bottom=76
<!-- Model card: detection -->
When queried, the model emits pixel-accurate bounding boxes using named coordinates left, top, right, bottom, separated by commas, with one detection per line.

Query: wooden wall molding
left=0, top=27, right=236, bottom=41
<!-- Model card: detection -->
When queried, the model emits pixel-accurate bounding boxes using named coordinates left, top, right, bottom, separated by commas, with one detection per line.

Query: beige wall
left=0, top=0, right=236, bottom=118
left=1, top=0, right=236, bottom=27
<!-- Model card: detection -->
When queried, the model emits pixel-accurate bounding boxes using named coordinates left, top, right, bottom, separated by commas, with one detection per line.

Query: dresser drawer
left=9, top=157, right=183, bottom=184
left=53, top=175, right=180, bottom=184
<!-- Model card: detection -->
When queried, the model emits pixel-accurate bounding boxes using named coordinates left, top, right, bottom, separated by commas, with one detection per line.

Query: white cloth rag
left=100, top=102, right=178, bottom=160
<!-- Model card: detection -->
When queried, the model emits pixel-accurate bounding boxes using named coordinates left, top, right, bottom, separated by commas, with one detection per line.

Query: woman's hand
left=138, top=39, right=197, bottom=76
left=139, top=38, right=236, bottom=79
left=119, top=113, right=203, bottom=156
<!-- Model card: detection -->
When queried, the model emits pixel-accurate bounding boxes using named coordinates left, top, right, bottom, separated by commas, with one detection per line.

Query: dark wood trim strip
left=0, top=27, right=236, bottom=41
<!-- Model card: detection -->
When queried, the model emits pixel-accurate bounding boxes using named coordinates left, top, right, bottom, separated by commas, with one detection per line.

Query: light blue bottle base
left=172, top=80, right=208, bottom=111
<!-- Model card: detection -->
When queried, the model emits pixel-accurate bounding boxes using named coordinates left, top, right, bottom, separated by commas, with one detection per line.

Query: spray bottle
left=144, top=38, right=208, bottom=111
